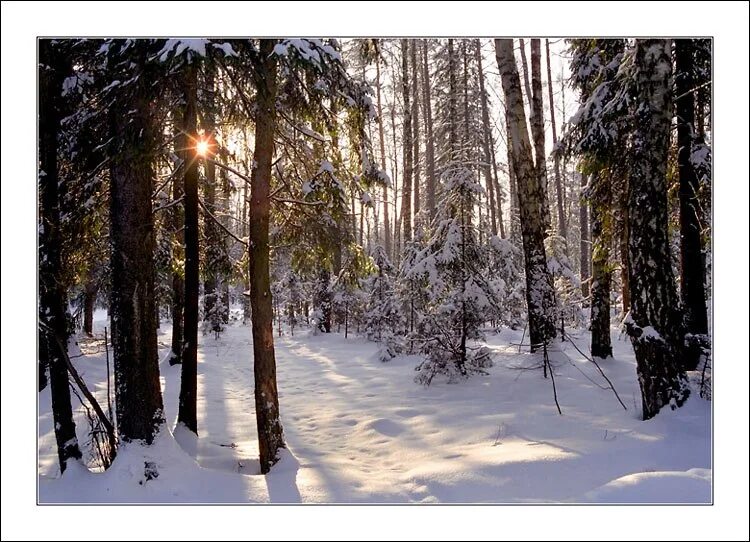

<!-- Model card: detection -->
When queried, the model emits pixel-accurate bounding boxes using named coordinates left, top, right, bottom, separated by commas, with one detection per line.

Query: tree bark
left=506, top=116, right=521, bottom=245
left=421, top=40, right=437, bottom=221
left=374, top=41, right=391, bottom=255
left=169, top=109, right=185, bottom=365
left=83, top=279, right=98, bottom=336
left=529, top=39, right=551, bottom=234
left=109, top=45, right=164, bottom=443
left=39, top=40, right=83, bottom=471
left=476, top=40, right=498, bottom=237
left=675, top=39, right=709, bottom=371
left=178, top=60, right=199, bottom=434
left=590, top=172, right=613, bottom=358
left=400, top=39, right=413, bottom=244
left=411, top=41, right=421, bottom=218
left=495, top=39, right=557, bottom=352
left=249, top=39, right=285, bottom=473
left=447, top=39, right=459, bottom=162
left=203, top=63, right=219, bottom=330
left=627, top=39, right=688, bottom=420
left=546, top=39, right=568, bottom=242
left=518, top=38, right=533, bottom=113
left=580, top=174, right=591, bottom=302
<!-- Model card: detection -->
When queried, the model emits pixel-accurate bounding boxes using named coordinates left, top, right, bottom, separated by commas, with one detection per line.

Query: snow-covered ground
left=38, top=310, right=711, bottom=503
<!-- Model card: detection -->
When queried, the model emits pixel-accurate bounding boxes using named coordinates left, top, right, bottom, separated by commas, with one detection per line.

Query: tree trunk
left=476, top=40, right=498, bottom=237
left=506, top=117, right=521, bottom=245
left=627, top=39, right=688, bottom=420
left=489, top=128, right=506, bottom=239
left=83, top=279, right=98, bottom=336
left=675, top=39, right=709, bottom=371
left=495, top=39, right=557, bottom=352
left=169, top=109, right=185, bottom=365
left=203, top=63, right=218, bottom=331
left=518, top=38, right=533, bottom=113
left=590, top=172, right=613, bottom=358
left=249, top=39, right=285, bottom=474
left=546, top=39, right=568, bottom=242
left=241, top=171, right=251, bottom=324
left=580, top=174, right=591, bottom=302
left=375, top=41, right=391, bottom=255
left=39, top=40, right=82, bottom=471
left=529, top=39, right=551, bottom=234
left=390, top=97, right=399, bottom=263
left=178, top=61, right=199, bottom=435
left=448, top=39, right=458, bottom=162
left=400, top=39, right=413, bottom=244
left=411, top=41, right=421, bottom=218
left=421, top=40, right=437, bottom=221
left=109, top=47, right=164, bottom=443
left=617, top=179, right=630, bottom=314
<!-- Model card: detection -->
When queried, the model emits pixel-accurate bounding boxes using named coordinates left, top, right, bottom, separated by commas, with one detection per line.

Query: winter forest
left=37, top=36, right=715, bottom=505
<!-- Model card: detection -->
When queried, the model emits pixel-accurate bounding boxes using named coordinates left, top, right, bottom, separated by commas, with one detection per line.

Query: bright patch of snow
left=38, top=310, right=710, bottom=503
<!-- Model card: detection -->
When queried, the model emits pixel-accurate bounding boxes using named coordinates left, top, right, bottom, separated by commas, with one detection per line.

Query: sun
left=196, top=138, right=210, bottom=157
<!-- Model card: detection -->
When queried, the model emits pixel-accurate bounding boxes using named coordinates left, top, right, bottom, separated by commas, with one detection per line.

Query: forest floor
left=38, top=309, right=711, bottom=503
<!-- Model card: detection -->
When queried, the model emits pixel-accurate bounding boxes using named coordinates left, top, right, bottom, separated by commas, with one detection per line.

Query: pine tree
left=363, top=246, right=405, bottom=360
left=565, top=39, right=627, bottom=358
left=38, top=39, right=83, bottom=471
left=175, top=57, right=201, bottom=434
left=248, top=39, right=286, bottom=473
left=107, top=39, right=165, bottom=442
left=675, top=39, right=709, bottom=371
left=409, top=166, right=498, bottom=384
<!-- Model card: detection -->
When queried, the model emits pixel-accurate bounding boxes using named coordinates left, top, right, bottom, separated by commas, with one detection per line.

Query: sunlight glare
left=196, top=139, right=210, bottom=157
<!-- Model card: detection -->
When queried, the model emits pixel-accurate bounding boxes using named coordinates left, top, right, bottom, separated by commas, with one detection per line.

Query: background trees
left=38, top=37, right=713, bottom=476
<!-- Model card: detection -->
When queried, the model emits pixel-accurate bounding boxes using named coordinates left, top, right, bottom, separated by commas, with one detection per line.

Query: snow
left=318, top=160, right=334, bottom=174
left=583, top=468, right=711, bottom=503
left=158, top=39, right=208, bottom=62
left=212, top=42, right=237, bottom=58
left=38, top=310, right=710, bottom=503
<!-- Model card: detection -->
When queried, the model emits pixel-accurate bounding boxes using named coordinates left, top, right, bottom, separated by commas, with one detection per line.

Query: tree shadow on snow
left=266, top=448, right=302, bottom=503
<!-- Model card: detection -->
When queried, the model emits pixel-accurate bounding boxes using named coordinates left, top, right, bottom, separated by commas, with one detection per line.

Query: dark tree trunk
left=546, top=39, right=567, bottom=242
left=169, top=109, right=185, bottom=365
left=421, top=40, right=437, bottom=221
left=495, top=39, right=557, bottom=352
left=241, top=176, right=251, bottom=324
left=374, top=41, right=391, bottom=255
left=109, top=45, right=164, bottom=443
left=626, top=39, right=688, bottom=420
left=506, top=117, right=521, bottom=245
left=590, top=172, right=613, bottom=359
left=178, top=61, right=199, bottom=434
left=447, top=39, right=458, bottom=161
left=476, top=40, right=498, bottom=237
left=83, top=279, right=98, bottom=336
left=489, top=130, right=506, bottom=239
left=249, top=39, right=285, bottom=474
left=529, top=39, right=551, bottom=234
left=617, top=179, right=630, bottom=314
left=400, top=39, right=413, bottom=243
left=39, top=40, right=82, bottom=471
left=203, top=63, right=219, bottom=330
left=580, top=174, right=591, bottom=302
left=389, top=97, right=399, bottom=262
left=675, top=39, right=709, bottom=371
left=411, top=41, right=421, bottom=218
left=518, top=38, right=533, bottom=111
